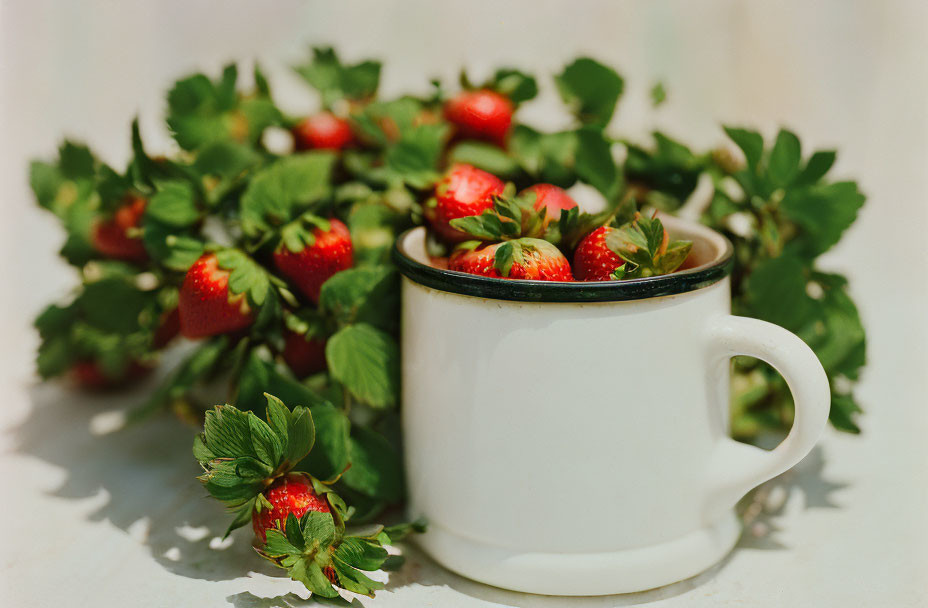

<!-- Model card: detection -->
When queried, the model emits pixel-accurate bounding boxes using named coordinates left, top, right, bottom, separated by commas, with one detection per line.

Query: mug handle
left=703, top=315, right=831, bottom=521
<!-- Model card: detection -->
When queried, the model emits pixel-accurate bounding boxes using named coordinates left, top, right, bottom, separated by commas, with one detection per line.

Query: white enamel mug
left=393, top=215, right=830, bottom=596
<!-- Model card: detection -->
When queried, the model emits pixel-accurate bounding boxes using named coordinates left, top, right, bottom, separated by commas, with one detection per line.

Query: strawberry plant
left=30, top=46, right=866, bottom=601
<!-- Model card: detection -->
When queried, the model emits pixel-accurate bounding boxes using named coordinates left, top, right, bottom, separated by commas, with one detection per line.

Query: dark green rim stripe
left=392, top=228, right=734, bottom=303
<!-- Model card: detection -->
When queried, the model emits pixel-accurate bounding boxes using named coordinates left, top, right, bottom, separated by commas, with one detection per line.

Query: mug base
left=414, top=511, right=741, bottom=596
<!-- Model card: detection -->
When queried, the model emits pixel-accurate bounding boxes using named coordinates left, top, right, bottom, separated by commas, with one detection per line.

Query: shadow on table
left=12, top=382, right=847, bottom=607
left=13, top=381, right=281, bottom=583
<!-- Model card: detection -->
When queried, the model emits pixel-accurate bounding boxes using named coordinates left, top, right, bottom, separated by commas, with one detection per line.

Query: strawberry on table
left=449, top=238, right=573, bottom=281
left=427, top=164, right=505, bottom=243
left=252, top=473, right=331, bottom=543
left=194, top=394, right=422, bottom=600
left=273, top=217, right=353, bottom=304
left=444, top=89, right=513, bottom=147
left=91, top=195, right=148, bottom=262
left=292, top=112, right=354, bottom=151
left=178, top=252, right=261, bottom=339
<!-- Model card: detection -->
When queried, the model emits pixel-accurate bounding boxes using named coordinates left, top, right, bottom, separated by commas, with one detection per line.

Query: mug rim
left=392, top=215, right=735, bottom=303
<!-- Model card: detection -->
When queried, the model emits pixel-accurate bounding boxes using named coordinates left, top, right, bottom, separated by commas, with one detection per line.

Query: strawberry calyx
left=194, top=394, right=423, bottom=600
left=603, top=213, right=693, bottom=278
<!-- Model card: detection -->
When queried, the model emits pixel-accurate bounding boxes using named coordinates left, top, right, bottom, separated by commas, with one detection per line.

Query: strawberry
left=282, top=331, right=327, bottom=378
left=444, top=89, right=513, bottom=147
left=573, top=226, right=625, bottom=281
left=292, top=112, right=354, bottom=151
left=428, top=164, right=505, bottom=243
left=449, top=238, right=573, bottom=281
left=71, top=359, right=151, bottom=391
left=573, top=216, right=693, bottom=280
left=91, top=196, right=148, bottom=262
left=273, top=218, right=353, bottom=304
left=152, top=307, right=181, bottom=348
left=252, top=473, right=331, bottom=544
left=521, top=183, right=578, bottom=230
left=178, top=253, right=254, bottom=339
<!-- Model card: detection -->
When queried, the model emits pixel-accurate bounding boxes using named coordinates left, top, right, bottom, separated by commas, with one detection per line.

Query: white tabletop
left=1, top=1, right=926, bottom=606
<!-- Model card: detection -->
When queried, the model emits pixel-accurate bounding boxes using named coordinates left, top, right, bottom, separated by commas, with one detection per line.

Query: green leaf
left=193, top=140, right=262, bottom=178
left=385, top=124, right=450, bottom=188
left=780, top=181, right=865, bottom=256
left=141, top=219, right=204, bottom=271
left=318, top=266, right=399, bottom=333
left=447, top=141, right=521, bottom=178
left=326, top=324, right=399, bottom=409
left=554, top=58, right=624, bottom=127
left=297, top=402, right=350, bottom=480
left=293, top=47, right=381, bottom=108
left=248, top=412, right=283, bottom=467
left=650, top=82, right=667, bottom=107
left=794, top=150, right=836, bottom=186
left=334, top=537, right=388, bottom=571
left=240, top=153, right=337, bottom=237
left=491, top=68, right=538, bottom=104
left=743, top=253, right=817, bottom=330
left=829, top=393, right=862, bottom=433
left=214, top=248, right=270, bottom=306
left=342, top=426, right=404, bottom=503
left=146, top=181, right=199, bottom=227
left=767, top=129, right=802, bottom=187
left=574, top=127, right=621, bottom=199
left=723, top=126, right=764, bottom=171
left=58, top=141, right=96, bottom=180
left=77, top=278, right=152, bottom=334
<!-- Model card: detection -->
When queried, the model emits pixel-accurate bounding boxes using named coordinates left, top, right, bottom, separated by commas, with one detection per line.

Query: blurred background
left=0, top=1, right=925, bottom=606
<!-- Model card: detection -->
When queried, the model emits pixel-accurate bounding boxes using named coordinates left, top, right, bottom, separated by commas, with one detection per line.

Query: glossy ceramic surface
left=394, top=218, right=830, bottom=595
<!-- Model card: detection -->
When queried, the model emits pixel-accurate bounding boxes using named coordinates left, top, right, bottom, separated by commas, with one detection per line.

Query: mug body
left=394, top=217, right=740, bottom=595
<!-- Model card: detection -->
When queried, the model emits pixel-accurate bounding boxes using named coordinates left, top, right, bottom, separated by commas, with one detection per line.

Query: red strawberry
left=573, top=226, right=626, bottom=281
left=152, top=307, right=181, bottom=348
left=429, top=164, right=505, bottom=243
left=292, top=112, right=354, bottom=151
left=178, top=253, right=254, bottom=339
left=282, top=331, right=327, bottom=378
left=71, top=360, right=151, bottom=391
left=520, top=183, right=578, bottom=230
left=444, top=90, right=513, bottom=146
left=273, top=219, right=353, bottom=304
left=449, top=238, right=573, bottom=281
left=252, top=473, right=331, bottom=544
left=91, top=196, right=148, bottom=262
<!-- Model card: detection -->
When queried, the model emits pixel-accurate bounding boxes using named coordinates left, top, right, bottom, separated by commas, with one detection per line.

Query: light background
left=0, top=1, right=926, bottom=607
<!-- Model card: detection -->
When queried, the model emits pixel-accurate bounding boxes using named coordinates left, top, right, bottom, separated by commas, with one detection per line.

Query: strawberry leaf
left=146, top=181, right=200, bottom=227
left=489, top=68, right=538, bottom=104
left=214, top=248, right=271, bottom=306
left=293, top=47, right=381, bottom=108
left=326, top=324, right=399, bottom=409
left=604, top=215, right=692, bottom=278
left=194, top=395, right=318, bottom=525
left=240, top=153, right=337, bottom=238
left=318, top=266, right=399, bottom=333
left=341, top=426, right=404, bottom=503
left=555, top=58, right=624, bottom=128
